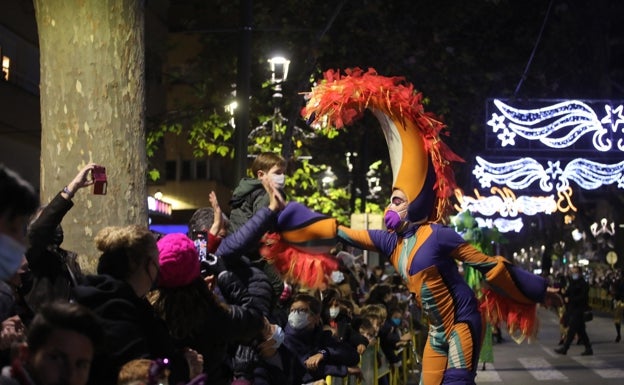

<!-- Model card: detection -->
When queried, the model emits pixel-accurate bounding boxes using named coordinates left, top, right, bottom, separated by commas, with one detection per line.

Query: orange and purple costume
left=264, top=68, right=548, bottom=385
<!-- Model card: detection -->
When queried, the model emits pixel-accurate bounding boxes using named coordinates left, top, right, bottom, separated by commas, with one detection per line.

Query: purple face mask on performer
left=384, top=209, right=407, bottom=230
left=384, top=193, right=408, bottom=231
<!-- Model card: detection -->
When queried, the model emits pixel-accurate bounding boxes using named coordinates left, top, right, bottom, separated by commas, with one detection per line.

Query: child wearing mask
left=279, top=293, right=359, bottom=385
left=228, top=152, right=288, bottom=302
left=229, top=152, right=287, bottom=234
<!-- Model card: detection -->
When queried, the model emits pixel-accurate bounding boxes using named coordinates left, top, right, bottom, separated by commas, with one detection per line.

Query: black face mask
left=52, top=225, right=64, bottom=246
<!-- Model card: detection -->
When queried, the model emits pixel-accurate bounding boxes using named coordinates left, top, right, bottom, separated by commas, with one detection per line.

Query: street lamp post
left=268, top=56, right=290, bottom=139
left=247, top=56, right=292, bottom=149
left=233, top=0, right=252, bottom=187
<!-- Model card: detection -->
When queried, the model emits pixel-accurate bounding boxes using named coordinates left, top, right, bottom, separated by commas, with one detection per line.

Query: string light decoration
left=453, top=187, right=576, bottom=233
left=474, top=216, right=524, bottom=233
left=590, top=218, right=615, bottom=237
left=467, top=98, right=624, bottom=235
left=487, top=99, right=624, bottom=151
left=473, top=156, right=624, bottom=192
left=454, top=187, right=576, bottom=218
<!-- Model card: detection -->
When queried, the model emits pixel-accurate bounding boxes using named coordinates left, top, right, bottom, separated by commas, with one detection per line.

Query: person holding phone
left=24, top=163, right=104, bottom=316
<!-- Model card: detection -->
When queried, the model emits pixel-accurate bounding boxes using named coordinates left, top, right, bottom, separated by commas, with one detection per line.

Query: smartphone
left=92, top=166, right=107, bottom=195
left=192, top=230, right=208, bottom=262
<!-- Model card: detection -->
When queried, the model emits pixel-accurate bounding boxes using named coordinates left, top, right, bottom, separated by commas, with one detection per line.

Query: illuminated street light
left=321, top=167, right=337, bottom=193
left=225, top=100, right=238, bottom=128
left=268, top=56, right=290, bottom=86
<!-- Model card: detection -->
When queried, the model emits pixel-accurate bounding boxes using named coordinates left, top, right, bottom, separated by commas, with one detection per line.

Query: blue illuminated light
left=473, top=156, right=624, bottom=192
left=474, top=217, right=524, bottom=233
left=488, top=99, right=624, bottom=151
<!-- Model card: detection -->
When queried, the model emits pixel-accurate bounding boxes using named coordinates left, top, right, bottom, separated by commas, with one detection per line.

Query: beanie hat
left=157, top=233, right=200, bottom=288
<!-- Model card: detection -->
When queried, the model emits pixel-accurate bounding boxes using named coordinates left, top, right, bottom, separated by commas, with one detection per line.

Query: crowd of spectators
left=0, top=161, right=422, bottom=385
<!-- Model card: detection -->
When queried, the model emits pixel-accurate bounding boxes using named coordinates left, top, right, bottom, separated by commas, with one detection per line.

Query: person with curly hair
left=72, top=225, right=197, bottom=385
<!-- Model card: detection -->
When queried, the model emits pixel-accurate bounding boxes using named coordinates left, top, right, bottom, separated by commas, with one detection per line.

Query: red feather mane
left=302, top=67, right=464, bottom=208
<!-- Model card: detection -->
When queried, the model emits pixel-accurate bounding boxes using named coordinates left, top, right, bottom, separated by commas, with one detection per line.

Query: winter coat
left=280, top=324, right=360, bottom=384
left=72, top=275, right=188, bottom=385
left=217, top=206, right=284, bottom=311
left=171, top=267, right=272, bottom=385
left=331, top=313, right=369, bottom=349
left=24, top=193, right=83, bottom=314
left=379, top=319, right=402, bottom=364
left=563, top=276, right=590, bottom=317
left=228, top=178, right=270, bottom=236
left=165, top=206, right=275, bottom=385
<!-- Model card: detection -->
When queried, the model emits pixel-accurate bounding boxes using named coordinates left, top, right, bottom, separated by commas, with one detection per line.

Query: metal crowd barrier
left=589, top=287, right=615, bottom=313
left=326, top=318, right=423, bottom=385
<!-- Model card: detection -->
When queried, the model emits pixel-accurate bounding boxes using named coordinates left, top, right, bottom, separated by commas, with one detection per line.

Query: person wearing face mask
left=276, top=293, right=359, bottom=385
left=228, top=152, right=288, bottom=310
left=555, top=265, right=593, bottom=356
left=150, top=231, right=275, bottom=385
left=321, top=294, right=366, bottom=351
left=71, top=225, right=195, bottom=385
left=0, top=165, right=39, bottom=283
left=229, top=152, right=287, bottom=235
left=23, top=163, right=101, bottom=319
left=268, top=69, right=563, bottom=385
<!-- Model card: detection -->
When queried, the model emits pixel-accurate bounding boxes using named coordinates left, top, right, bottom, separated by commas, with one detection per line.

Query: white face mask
left=271, top=174, right=285, bottom=189
left=329, top=306, right=340, bottom=319
left=0, top=233, right=27, bottom=281
left=331, top=270, right=344, bottom=283
left=270, top=324, right=285, bottom=349
left=288, top=311, right=310, bottom=330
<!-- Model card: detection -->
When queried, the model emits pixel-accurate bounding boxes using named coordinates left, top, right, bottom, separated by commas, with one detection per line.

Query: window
left=1, top=54, right=9, bottom=81
left=181, top=160, right=192, bottom=180
left=196, top=160, right=208, bottom=179
left=165, top=160, right=177, bottom=181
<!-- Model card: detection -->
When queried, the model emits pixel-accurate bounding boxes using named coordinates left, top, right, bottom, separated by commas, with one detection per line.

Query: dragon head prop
left=302, top=67, right=463, bottom=223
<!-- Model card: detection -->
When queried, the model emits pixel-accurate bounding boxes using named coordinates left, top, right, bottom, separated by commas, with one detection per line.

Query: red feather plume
left=260, top=233, right=338, bottom=289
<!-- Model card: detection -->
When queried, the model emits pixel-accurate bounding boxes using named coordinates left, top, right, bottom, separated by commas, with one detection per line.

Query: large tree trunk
left=34, top=0, right=147, bottom=271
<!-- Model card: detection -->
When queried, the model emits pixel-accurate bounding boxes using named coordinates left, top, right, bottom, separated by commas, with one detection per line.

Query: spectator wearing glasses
left=279, top=293, right=359, bottom=385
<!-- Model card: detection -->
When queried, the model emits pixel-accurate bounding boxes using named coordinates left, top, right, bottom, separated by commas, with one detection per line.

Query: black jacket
left=25, top=193, right=83, bottom=314
left=280, top=324, right=359, bottom=384
left=563, top=276, right=590, bottom=316
left=164, top=206, right=276, bottom=385
left=216, top=206, right=283, bottom=311
left=72, top=275, right=188, bottom=385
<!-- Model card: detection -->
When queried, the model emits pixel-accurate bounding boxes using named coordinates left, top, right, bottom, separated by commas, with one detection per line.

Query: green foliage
left=188, top=111, right=234, bottom=158
left=354, top=198, right=383, bottom=215
left=146, top=123, right=181, bottom=158
left=147, top=168, right=160, bottom=182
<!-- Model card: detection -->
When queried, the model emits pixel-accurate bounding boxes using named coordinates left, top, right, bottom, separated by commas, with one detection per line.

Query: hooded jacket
left=228, top=178, right=269, bottom=235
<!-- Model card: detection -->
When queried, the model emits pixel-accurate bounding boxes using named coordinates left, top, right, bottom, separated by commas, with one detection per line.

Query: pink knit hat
left=157, top=233, right=200, bottom=288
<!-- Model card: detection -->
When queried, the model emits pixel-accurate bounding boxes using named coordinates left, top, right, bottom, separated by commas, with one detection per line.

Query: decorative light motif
left=473, top=156, right=624, bottom=192
left=454, top=187, right=576, bottom=218
left=474, top=216, right=524, bottom=233
left=487, top=99, right=624, bottom=151
left=590, top=218, right=615, bottom=237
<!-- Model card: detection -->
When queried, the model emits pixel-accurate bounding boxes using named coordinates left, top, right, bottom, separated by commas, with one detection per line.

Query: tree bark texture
left=34, top=0, right=147, bottom=271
